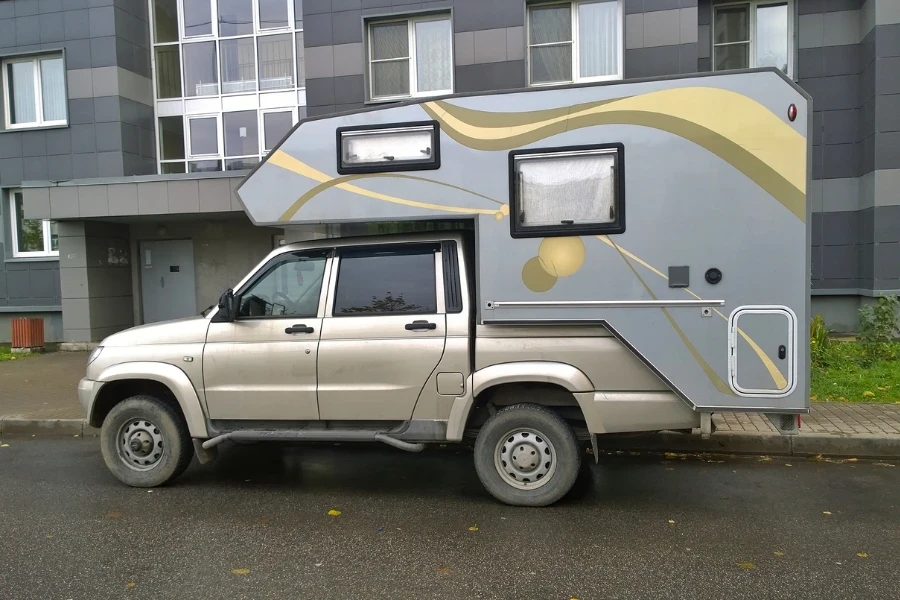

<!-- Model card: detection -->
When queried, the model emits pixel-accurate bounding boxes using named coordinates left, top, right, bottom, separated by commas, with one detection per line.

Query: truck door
left=728, top=306, right=797, bottom=397
left=203, top=251, right=329, bottom=420
left=316, top=244, right=447, bottom=420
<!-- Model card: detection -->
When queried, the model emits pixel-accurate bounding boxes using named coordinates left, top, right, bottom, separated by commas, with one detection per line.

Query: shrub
left=858, top=295, right=900, bottom=365
left=809, top=314, right=832, bottom=367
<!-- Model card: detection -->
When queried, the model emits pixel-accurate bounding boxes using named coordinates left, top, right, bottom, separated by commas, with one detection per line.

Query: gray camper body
left=237, top=68, right=811, bottom=424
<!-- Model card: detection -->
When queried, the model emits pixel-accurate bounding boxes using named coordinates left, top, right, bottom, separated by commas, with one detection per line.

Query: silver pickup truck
left=80, top=231, right=686, bottom=507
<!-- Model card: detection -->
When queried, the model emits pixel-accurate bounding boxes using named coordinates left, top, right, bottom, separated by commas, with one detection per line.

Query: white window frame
left=8, top=190, right=59, bottom=258
left=712, top=0, right=794, bottom=79
left=526, top=0, right=624, bottom=87
left=367, top=13, right=454, bottom=102
left=150, top=0, right=304, bottom=174
left=2, top=54, right=68, bottom=130
left=260, top=106, right=298, bottom=152
left=186, top=113, right=223, bottom=158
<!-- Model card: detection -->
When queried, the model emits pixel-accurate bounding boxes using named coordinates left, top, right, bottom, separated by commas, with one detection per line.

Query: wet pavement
left=0, top=439, right=898, bottom=600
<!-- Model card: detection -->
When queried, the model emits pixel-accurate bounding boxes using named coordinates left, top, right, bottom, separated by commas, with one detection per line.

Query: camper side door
left=316, top=243, right=448, bottom=421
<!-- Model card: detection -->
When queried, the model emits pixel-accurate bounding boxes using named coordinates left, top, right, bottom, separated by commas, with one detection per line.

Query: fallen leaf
left=437, top=567, right=453, bottom=575
left=257, top=518, right=270, bottom=525
left=810, top=395, right=817, bottom=400
left=785, top=464, right=792, bottom=467
left=823, top=511, right=832, bottom=515
left=73, top=434, right=79, bottom=438
left=125, top=583, right=136, bottom=589
left=738, top=562, right=755, bottom=570
left=773, top=551, right=784, bottom=557
left=758, top=456, right=772, bottom=462
left=468, top=525, right=479, bottom=532
left=877, top=386, right=887, bottom=391
left=106, top=511, right=123, bottom=519
left=668, top=520, right=676, bottom=525
left=846, top=458, right=858, bottom=463
left=46, top=534, right=53, bottom=539
left=327, top=509, right=341, bottom=517
left=665, top=467, right=675, bottom=471
left=863, top=391, right=875, bottom=398
left=875, top=462, right=896, bottom=468
left=838, top=397, right=847, bottom=401
left=857, top=553, right=868, bottom=558
left=231, top=568, right=250, bottom=576
left=315, top=562, right=323, bottom=567
left=0, top=444, right=8, bottom=448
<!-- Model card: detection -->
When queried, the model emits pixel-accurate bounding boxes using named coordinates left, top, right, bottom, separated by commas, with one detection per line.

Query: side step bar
left=201, top=429, right=426, bottom=452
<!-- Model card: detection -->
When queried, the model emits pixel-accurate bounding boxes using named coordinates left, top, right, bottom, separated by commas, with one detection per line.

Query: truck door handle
left=405, top=320, right=436, bottom=331
left=285, top=324, right=315, bottom=334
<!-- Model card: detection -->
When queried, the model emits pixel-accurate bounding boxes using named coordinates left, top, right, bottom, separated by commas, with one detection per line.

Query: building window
left=713, top=1, right=792, bottom=77
left=150, top=0, right=306, bottom=173
left=367, top=14, right=452, bottom=101
left=509, top=144, right=625, bottom=238
left=9, top=190, right=59, bottom=258
left=527, top=1, right=622, bottom=86
left=2, top=54, right=67, bottom=129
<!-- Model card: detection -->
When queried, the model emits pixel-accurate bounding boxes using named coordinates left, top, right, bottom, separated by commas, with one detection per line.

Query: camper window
left=337, top=122, right=440, bottom=174
left=509, top=144, right=624, bottom=238
left=527, top=0, right=623, bottom=86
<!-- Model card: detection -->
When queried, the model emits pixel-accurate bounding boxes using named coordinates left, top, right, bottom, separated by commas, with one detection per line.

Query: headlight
left=88, top=346, right=104, bottom=365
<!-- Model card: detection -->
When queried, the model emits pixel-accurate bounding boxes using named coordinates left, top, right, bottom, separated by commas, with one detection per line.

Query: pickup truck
left=80, top=231, right=697, bottom=507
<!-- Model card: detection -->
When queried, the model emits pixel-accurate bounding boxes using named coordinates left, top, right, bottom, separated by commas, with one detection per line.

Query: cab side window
left=333, top=247, right=437, bottom=316
left=239, top=254, right=326, bottom=318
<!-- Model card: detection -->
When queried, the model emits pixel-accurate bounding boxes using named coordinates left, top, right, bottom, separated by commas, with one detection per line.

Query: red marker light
left=788, top=104, right=797, bottom=122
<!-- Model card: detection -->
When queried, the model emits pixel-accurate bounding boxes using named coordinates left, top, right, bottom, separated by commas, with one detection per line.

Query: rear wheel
left=100, top=395, right=194, bottom=487
left=474, top=403, right=581, bottom=507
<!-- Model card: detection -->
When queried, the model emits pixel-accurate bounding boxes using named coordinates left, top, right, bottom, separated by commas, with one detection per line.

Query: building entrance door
left=140, top=240, right=197, bottom=323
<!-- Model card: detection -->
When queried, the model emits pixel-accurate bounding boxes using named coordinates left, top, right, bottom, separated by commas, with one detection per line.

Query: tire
left=474, top=403, right=581, bottom=507
left=100, top=395, right=194, bottom=488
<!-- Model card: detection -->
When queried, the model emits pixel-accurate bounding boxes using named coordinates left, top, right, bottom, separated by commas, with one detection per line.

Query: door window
left=333, top=247, right=437, bottom=316
left=239, top=253, right=326, bottom=318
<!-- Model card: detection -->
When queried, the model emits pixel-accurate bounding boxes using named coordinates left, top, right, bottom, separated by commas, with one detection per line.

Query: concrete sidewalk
left=2, top=352, right=900, bottom=458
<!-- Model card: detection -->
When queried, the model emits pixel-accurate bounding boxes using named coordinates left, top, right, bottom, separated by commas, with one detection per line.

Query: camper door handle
left=285, top=324, right=315, bottom=334
left=405, top=320, right=436, bottom=331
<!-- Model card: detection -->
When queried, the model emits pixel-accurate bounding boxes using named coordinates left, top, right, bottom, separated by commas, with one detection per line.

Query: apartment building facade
left=0, top=0, right=897, bottom=345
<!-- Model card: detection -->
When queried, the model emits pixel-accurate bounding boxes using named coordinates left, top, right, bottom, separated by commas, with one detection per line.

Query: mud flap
left=590, top=433, right=599, bottom=464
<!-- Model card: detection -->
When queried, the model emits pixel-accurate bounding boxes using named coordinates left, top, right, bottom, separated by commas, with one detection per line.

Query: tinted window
left=239, top=254, right=326, bottom=318
left=334, top=249, right=436, bottom=315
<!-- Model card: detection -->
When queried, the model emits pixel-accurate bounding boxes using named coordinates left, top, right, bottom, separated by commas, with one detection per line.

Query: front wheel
left=473, top=404, right=581, bottom=507
left=100, top=395, right=194, bottom=487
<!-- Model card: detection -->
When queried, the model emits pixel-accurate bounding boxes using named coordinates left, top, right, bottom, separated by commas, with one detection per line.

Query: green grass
left=0, top=347, right=21, bottom=362
left=811, top=341, right=900, bottom=403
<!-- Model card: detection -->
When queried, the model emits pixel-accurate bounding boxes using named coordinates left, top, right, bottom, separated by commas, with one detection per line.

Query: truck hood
left=101, top=316, right=211, bottom=346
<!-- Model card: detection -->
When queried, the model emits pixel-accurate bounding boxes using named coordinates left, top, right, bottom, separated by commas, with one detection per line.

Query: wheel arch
left=92, top=362, right=209, bottom=438
left=446, top=361, right=595, bottom=441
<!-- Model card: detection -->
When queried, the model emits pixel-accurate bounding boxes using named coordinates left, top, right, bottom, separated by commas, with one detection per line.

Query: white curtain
left=415, top=19, right=452, bottom=93
left=9, top=61, right=36, bottom=124
left=40, top=58, right=66, bottom=122
left=579, top=1, right=618, bottom=78
left=518, top=153, right=617, bottom=227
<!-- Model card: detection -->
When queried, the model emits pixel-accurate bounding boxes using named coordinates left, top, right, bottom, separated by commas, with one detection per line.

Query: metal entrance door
left=728, top=306, right=796, bottom=397
left=140, top=240, right=197, bottom=323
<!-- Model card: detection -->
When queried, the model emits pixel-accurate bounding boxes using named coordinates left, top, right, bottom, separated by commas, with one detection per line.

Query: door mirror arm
left=214, top=289, right=240, bottom=322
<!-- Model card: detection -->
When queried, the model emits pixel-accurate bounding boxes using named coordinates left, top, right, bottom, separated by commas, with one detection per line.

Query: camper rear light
left=337, top=122, right=440, bottom=174
left=788, top=104, right=797, bottom=122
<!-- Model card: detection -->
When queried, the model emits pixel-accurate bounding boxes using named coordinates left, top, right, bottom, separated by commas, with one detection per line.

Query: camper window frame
left=366, top=13, right=454, bottom=102
left=335, top=121, right=441, bottom=175
left=712, top=0, right=794, bottom=79
left=526, top=0, right=624, bottom=87
left=508, top=143, right=626, bottom=239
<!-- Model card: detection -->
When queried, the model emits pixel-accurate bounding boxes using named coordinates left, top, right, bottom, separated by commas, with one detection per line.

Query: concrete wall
left=129, top=217, right=282, bottom=325
left=58, top=220, right=133, bottom=346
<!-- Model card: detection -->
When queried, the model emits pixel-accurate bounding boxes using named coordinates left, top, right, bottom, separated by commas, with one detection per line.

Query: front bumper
left=78, top=378, right=100, bottom=419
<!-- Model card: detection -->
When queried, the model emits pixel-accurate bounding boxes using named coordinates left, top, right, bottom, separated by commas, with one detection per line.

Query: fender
left=445, top=362, right=595, bottom=441
left=472, top=361, right=594, bottom=397
left=96, top=362, right=209, bottom=438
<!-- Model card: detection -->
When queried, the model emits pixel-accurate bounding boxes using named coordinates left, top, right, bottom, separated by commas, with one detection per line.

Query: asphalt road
left=0, top=439, right=898, bottom=600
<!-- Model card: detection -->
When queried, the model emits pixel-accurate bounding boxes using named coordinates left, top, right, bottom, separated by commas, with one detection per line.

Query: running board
left=200, top=429, right=426, bottom=452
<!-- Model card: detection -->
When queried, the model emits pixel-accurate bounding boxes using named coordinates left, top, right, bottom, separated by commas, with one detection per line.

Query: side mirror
left=217, top=288, right=238, bottom=322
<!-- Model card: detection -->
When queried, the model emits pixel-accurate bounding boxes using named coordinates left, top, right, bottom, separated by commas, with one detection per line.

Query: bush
left=809, top=314, right=832, bottom=367
left=858, top=295, right=900, bottom=365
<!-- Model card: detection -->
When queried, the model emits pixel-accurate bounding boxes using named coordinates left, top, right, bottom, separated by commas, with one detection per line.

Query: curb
left=2, top=418, right=900, bottom=459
